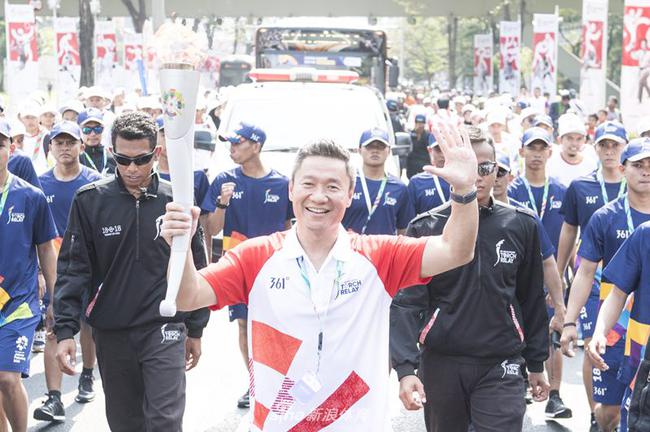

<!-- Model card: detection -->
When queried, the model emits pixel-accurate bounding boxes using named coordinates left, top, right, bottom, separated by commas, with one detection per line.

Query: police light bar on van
left=248, top=68, right=359, bottom=84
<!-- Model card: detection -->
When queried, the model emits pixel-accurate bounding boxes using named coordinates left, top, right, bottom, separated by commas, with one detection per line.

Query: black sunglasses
left=113, top=150, right=156, bottom=166
left=82, top=125, right=104, bottom=135
left=497, top=167, right=509, bottom=178
left=477, top=161, right=497, bottom=177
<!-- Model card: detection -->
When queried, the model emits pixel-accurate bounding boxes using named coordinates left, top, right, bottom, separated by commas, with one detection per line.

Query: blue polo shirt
left=579, top=196, right=650, bottom=349
left=603, top=222, right=650, bottom=383
left=8, top=150, right=41, bottom=189
left=0, top=175, right=57, bottom=326
left=39, top=166, right=102, bottom=237
left=603, top=221, right=650, bottom=384
left=561, top=172, right=626, bottom=232
left=201, top=167, right=292, bottom=251
left=406, top=172, right=450, bottom=214
left=159, top=170, right=210, bottom=215
left=342, top=174, right=414, bottom=235
left=508, top=176, right=566, bottom=253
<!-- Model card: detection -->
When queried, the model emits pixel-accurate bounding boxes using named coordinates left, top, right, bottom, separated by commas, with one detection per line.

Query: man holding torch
left=53, top=112, right=210, bottom=431
left=160, top=121, right=480, bottom=430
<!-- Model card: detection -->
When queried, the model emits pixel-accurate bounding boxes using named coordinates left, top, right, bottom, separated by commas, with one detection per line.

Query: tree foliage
left=402, top=17, right=448, bottom=86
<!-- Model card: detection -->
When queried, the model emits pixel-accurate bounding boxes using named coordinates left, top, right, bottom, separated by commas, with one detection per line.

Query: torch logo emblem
left=161, top=88, right=185, bottom=118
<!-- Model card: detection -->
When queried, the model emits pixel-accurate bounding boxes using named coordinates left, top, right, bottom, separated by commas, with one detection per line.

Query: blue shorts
left=0, top=316, right=40, bottom=377
left=579, top=294, right=600, bottom=339
left=592, top=345, right=626, bottom=405
left=228, top=304, right=248, bottom=322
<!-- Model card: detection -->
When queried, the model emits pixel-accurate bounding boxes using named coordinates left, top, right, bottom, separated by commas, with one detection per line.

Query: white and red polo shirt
left=200, top=225, right=430, bottom=431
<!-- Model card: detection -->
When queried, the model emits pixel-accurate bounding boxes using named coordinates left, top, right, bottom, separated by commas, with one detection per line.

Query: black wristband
left=449, top=186, right=477, bottom=204
left=562, top=322, right=577, bottom=328
left=216, top=202, right=228, bottom=209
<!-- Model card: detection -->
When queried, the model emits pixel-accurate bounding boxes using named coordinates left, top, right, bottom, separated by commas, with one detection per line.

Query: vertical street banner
left=473, top=33, right=493, bottom=96
left=4, top=3, right=38, bottom=107
left=499, top=21, right=521, bottom=97
left=55, top=17, right=80, bottom=103
left=95, top=20, right=118, bottom=92
left=123, top=32, right=144, bottom=92
left=621, top=0, right=650, bottom=131
left=531, top=14, right=559, bottom=96
left=580, top=0, right=608, bottom=113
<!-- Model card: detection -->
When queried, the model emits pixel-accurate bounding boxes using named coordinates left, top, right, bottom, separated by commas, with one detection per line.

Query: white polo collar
left=282, top=224, right=353, bottom=263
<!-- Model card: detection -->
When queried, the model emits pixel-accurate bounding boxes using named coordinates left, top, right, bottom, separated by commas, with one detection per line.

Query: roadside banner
left=499, top=21, right=521, bottom=97
left=474, top=33, right=493, bottom=96
left=531, top=13, right=559, bottom=95
left=621, top=0, right=650, bottom=132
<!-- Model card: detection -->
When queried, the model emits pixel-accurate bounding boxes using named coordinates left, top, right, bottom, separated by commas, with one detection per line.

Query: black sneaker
left=33, top=394, right=65, bottom=422
left=76, top=373, right=95, bottom=403
left=545, top=393, right=572, bottom=418
left=237, top=390, right=250, bottom=409
left=590, top=412, right=599, bottom=432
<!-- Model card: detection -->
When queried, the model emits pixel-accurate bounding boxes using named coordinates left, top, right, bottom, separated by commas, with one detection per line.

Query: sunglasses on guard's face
left=477, top=161, right=497, bottom=177
left=112, top=150, right=156, bottom=166
left=497, top=167, right=509, bottom=178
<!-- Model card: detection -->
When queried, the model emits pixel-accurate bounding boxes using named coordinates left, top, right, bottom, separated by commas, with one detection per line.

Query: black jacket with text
left=390, top=199, right=549, bottom=379
left=54, top=172, right=210, bottom=341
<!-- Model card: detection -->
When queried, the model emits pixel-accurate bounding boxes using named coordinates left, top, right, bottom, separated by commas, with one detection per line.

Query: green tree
left=402, top=17, right=448, bottom=86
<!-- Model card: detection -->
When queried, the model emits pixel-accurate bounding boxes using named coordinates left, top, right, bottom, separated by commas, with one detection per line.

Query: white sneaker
left=32, top=329, right=46, bottom=353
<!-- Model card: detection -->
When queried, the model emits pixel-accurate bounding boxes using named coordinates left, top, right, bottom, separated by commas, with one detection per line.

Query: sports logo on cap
left=595, top=121, right=627, bottom=145
left=620, top=138, right=650, bottom=164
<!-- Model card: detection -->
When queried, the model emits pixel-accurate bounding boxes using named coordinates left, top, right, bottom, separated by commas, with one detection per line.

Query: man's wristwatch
left=216, top=202, right=228, bottom=209
left=449, top=186, right=478, bottom=204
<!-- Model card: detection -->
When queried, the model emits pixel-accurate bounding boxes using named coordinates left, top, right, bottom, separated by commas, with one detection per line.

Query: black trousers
left=420, top=350, right=526, bottom=432
left=94, top=322, right=187, bottom=432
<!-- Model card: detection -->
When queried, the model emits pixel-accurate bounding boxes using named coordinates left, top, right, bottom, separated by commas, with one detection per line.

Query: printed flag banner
left=95, top=20, right=118, bottom=92
left=499, top=21, right=521, bottom=97
left=123, top=32, right=144, bottom=92
left=621, top=0, right=650, bottom=131
left=531, top=14, right=559, bottom=96
left=580, top=0, right=609, bottom=113
left=474, top=34, right=493, bottom=97
left=5, top=3, right=38, bottom=108
left=55, top=17, right=80, bottom=103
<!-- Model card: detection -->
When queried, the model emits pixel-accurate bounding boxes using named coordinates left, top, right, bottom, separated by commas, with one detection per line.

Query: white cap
left=84, top=86, right=111, bottom=101
left=137, top=95, right=161, bottom=111
left=18, top=102, right=41, bottom=118
left=8, top=119, right=26, bottom=137
left=59, top=100, right=85, bottom=115
left=558, top=113, right=586, bottom=137
left=486, top=109, right=507, bottom=126
left=520, top=107, right=540, bottom=123
left=462, top=104, right=476, bottom=113
left=39, top=104, right=58, bottom=116
left=638, top=116, right=650, bottom=136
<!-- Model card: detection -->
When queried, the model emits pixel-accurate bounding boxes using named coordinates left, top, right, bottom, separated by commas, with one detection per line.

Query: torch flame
left=154, top=22, right=206, bottom=70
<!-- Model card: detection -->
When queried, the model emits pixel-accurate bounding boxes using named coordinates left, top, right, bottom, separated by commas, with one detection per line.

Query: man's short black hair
left=437, top=98, right=450, bottom=110
left=111, top=111, right=157, bottom=151
left=466, top=125, right=496, bottom=159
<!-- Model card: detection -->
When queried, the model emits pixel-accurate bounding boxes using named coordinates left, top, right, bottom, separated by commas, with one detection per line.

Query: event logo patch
left=494, top=239, right=517, bottom=266
left=160, top=323, right=181, bottom=344
left=6, top=206, right=25, bottom=224
left=264, top=189, right=280, bottom=204
left=161, top=88, right=185, bottom=118
left=13, top=336, right=29, bottom=363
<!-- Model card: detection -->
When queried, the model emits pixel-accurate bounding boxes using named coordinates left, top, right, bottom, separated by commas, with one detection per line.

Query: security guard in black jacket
left=390, top=127, right=550, bottom=432
left=54, top=112, right=209, bottom=432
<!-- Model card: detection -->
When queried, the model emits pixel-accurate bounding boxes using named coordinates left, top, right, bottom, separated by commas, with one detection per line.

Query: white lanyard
left=358, top=172, right=387, bottom=234
left=433, top=175, right=446, bottom=202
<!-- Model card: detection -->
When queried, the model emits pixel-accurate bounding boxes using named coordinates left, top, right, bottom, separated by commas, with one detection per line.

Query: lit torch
left=155, top=23, right=205, bottom=317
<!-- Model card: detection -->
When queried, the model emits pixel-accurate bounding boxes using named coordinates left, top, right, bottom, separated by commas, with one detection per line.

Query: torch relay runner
left=161, top=122, right=479, bottom=431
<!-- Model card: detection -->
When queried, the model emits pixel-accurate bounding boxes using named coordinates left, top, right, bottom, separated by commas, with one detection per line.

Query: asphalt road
left=24, top=310, right=593, bottom=432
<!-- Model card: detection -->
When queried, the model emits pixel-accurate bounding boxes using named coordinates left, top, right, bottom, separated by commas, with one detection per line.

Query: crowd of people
left=0, top=79, right=649, bottom=432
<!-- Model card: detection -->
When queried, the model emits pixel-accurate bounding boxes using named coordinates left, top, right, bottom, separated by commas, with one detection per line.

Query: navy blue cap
left=50, top=120, right=82, bottom=141
left=620, top=138, right=650, bottom=164
left=219, top=122, right=266, bottom=145
left=359, top=128, right=390, bottom=147
left=521, top=127, right=552, bottom=147
left=533, top=114, right=553, bottom=128
left=415, top=114, right=426, bottom=123
left=595, top=121, right=627, bottom=145
left=496, top=152, right=511, bottom=172
left=77, top=108, right=104, bottom=126
left=155, top=115, right=165, bottom=131
left=517, top=101, right=529, bottom=110
left=0, top=120, right=10, bottom=139
left=386, top=100, right=398, bottom=112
